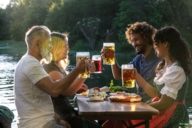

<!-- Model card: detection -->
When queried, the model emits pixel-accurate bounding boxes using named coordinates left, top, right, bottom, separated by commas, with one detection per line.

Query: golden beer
left=103, top=43, right=115, bottom=65
left=76, top=52, right=90, bottom=78
left=121, top=64, right=135, bottom=88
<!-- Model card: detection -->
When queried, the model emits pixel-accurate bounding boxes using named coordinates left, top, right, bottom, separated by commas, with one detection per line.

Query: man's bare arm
left=35, top=66, right=82, bottom=97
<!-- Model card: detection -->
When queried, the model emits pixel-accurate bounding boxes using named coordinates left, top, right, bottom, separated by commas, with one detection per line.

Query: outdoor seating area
left=1, top=0, right=192, bottom=128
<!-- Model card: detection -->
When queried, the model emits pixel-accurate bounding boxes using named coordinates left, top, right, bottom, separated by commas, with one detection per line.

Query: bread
left=79, top=90, right=89, bottom=96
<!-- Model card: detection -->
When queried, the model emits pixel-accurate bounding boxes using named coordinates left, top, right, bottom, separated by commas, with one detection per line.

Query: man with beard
left=14, top=25, right=92, bottom=128
left=110, top=22, right=159, bottom=102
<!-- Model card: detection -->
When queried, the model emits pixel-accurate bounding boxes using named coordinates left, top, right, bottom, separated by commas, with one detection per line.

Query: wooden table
left=76, top=95, right=159, bottom=128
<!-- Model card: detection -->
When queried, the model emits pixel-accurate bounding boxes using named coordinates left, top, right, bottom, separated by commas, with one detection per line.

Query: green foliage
left=112, top=0, right=163, bottom=42
left=0, top=9, right=10, bottom=40
left=24, top=0, right=50, bottom=27
left=76, top=17, right=101, bottom=50
left=109, top=79, right=130, bottom=92
left=71, top=39, right=89, bottom=51
left=2, top=0, right=192, bottom=48
left=6, top=0, right=51, bottom=40
left=6, top=4, right=26, bottom=40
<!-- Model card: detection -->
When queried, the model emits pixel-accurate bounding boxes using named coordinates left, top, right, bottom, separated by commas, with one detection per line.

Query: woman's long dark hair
left=153, top=26, right=191, bottom=75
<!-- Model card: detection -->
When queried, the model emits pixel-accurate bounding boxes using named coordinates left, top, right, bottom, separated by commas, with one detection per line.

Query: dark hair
left=125, top=21, right=156, bottom=45
left=154, top=26, right=191, bottom=75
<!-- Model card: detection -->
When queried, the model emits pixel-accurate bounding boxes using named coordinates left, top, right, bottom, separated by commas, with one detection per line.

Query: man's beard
left=135, top=45, right=146, bottom=55
left=40, top=47, right=52, bottom=62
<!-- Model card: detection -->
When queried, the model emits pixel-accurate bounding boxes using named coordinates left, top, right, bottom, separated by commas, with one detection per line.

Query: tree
left=112, top=0, right=163, bottom=41
left=7, top=0, right=51, bottom=40
left=0, top=9, right=10, bottom=40
left=77, top=17, right=101, bottom=50
left=6, top=4, right=26, bottom=40
left=45, top=0, right=120, bottom=48
left=154, top=0, right=192, bottom=45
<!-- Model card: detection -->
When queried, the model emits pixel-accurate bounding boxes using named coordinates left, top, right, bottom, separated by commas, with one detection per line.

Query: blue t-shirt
left=130, top=52, right=159, bottom=101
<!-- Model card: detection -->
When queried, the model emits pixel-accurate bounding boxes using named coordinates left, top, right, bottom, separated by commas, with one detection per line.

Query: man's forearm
left=57, top=67, right=82, bottom=93
left=62, top=77, right=85, bottom=96
left=36, top=67, right=81, bottom=97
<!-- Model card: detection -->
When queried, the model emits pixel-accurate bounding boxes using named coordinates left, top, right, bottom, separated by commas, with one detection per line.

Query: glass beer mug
left=121, top=64, right=135, bottom=88
left=92, top=55, right=102, bottom=73
left=103, top=42, right=115, bottom=65
left=76, top=52, right=90, bottom=78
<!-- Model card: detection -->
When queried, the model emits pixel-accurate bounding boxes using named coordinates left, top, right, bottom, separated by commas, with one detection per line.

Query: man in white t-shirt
left=14, top=25, right=89, bottom=128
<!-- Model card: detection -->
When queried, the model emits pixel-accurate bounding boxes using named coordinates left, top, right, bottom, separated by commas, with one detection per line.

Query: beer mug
left=76, top=52, right=90, bottom=78
left=92, top=55, right=102, bottom=73
left=103, top=42, right=115, bottom=65
left=121, top=64, right=135, bottom=88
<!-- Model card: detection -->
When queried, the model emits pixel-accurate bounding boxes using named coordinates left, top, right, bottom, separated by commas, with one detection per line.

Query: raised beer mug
left=76, top=52, right=90, bottom=78
left=121, top=64, right=135, bottom=88
left=92, top=55, right=102, bottom=73
left=103, top=42, right=115, bottom=65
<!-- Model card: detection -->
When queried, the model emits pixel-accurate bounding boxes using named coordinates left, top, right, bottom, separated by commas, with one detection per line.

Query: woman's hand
left=76, top=58, right=88, bottom=73
left=134, top=68, right=145, bottom=88
left=100, top=48, right=105, bottom=59
left=86, top=59, right=96, bottom=73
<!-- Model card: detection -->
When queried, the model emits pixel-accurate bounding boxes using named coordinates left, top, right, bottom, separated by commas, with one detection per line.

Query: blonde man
left=14, top=25, right=89, bottom=128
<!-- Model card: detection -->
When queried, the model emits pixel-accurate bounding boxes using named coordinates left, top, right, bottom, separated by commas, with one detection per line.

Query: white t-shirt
left=14, top=54, right=54, bottom=128
left=154, top=62, right=186, bottom=100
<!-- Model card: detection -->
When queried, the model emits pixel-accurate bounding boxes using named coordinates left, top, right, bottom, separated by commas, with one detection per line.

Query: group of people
left=102, top=22, right=191, bottom=128
left=14, top=26, right=99, bottom=128
left=14, top=21, right=191, bottom=128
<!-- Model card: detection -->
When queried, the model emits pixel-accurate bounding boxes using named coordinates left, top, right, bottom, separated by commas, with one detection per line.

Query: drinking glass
left=76, top=52, right=90, bottom=78
left=121, top=64, right=135, bottom=88
left=103, top=42, right=115, bottom=65
left=92, top=55, right=102, bottom=73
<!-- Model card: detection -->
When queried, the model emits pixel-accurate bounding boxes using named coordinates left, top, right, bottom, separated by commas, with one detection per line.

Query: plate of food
left=88, top=95, right=105, bottom=102
left=87, top=87, right=107, bottom=102
left=108, top=93, right=142, bottom=102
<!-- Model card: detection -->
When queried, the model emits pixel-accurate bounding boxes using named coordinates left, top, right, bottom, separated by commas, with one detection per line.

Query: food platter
left=77, top=87, right=142, bottom=102
left=77, top=90, right=89, bottom=96
left=88, top=95, right=105, bottom=102
left=77, top=87, right=107, bottom=102
left=108, top=92, right=142, bottom=102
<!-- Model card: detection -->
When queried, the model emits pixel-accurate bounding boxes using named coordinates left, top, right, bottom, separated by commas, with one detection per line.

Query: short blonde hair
left=50, top=32, right=69, bottom=67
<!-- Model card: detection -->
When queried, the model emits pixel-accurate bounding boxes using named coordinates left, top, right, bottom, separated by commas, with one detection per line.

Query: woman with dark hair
left=103, top=26, right=191, bottom=128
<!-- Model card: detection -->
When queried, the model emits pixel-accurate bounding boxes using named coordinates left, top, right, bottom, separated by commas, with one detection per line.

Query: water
left=0, top=54, right=18, bottom=128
